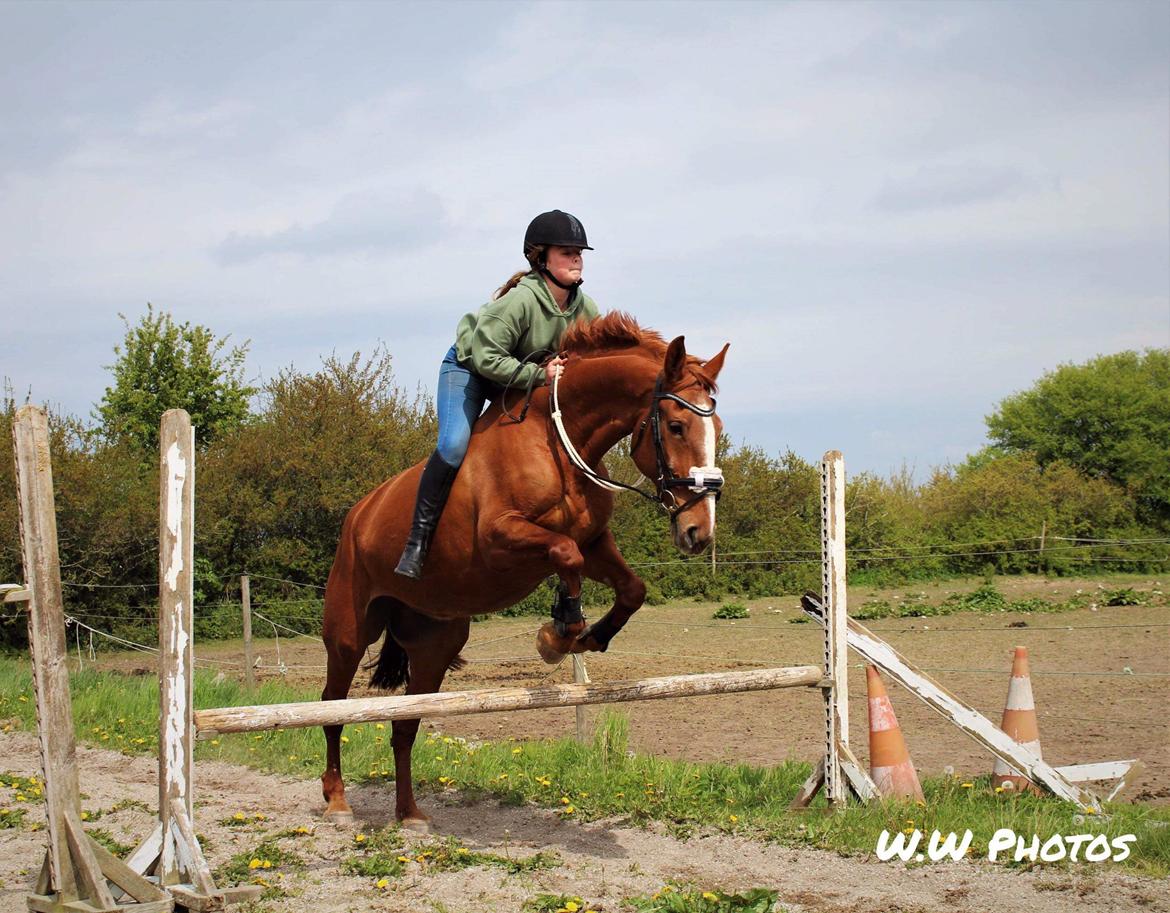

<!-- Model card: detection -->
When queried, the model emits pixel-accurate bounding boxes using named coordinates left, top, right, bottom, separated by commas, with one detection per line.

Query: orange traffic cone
left=992, top=646, right=1043, bottom=794
left=866, top=665, right=924, bottom=801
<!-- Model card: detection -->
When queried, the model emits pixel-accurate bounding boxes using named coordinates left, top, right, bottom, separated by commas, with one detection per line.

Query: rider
left=394, top=210, right=601, bottom=578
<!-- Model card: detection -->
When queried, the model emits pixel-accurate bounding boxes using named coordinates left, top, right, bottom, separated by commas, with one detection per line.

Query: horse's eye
left=668, top=421, right=685, bottom=436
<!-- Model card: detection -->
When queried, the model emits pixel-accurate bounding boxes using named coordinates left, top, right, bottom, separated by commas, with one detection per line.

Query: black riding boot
left=394, top=451, right=460, bottom=579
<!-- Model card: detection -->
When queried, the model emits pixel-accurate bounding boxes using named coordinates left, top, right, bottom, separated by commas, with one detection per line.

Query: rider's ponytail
left=493, top=270, right=529, bottom=299
left=492, top=244, right=546, bottom=300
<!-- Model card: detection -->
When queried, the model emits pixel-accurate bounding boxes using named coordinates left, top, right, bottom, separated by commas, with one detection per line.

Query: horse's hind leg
left=389, top=606, right=470, bottom=832
left=320, top=581, right=385, bottom=824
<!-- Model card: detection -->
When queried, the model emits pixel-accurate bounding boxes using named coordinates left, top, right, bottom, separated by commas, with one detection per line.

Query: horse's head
left=631, top=336, right=730, bottom=556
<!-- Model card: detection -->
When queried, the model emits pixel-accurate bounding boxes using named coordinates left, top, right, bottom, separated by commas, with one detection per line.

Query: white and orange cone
left=866, top=665, right=924, bottom=801
left=992, top=646, right=1043, bottom=794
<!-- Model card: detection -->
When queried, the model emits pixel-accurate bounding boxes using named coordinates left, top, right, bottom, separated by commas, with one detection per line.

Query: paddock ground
left=101, top=574, right=1170, bottom=801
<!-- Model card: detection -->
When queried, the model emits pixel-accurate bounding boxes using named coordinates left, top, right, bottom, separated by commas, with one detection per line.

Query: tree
left=97, top=305, right=256, bottom=451
left=985, top=349, right=1170, bottom=524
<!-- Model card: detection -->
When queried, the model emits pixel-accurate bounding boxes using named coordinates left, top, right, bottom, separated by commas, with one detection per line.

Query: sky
left=1, top=0, right=1167, bottom=479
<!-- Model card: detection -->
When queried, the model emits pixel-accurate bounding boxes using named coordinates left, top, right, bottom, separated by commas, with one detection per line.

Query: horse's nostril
left=685, top=525, right=700, bottom=548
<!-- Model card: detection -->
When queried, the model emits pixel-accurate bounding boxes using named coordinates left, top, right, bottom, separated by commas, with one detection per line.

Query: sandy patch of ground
left=1, top=731, right=1167, bottom=913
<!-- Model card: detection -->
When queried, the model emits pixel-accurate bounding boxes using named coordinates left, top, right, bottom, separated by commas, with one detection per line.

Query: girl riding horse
left=394, top=209, right=600, bottom=579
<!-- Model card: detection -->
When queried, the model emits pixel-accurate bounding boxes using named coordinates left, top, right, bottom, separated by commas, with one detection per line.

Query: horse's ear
left=695, top=343, right=730, bottom=388
left=664, top=336, right=687, bottom=382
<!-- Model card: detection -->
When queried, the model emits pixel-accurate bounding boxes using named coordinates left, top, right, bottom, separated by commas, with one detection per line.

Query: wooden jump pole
left=194, top=666, right=823, bottom=737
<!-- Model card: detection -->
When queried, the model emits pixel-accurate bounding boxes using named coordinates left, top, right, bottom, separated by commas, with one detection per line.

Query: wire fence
left=6, top=532, right=1164, bottom=733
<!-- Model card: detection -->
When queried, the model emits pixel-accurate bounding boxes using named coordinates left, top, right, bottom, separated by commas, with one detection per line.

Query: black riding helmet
left=524, top=210, right=593, bottom=251
left=524, top=210, right=592, bottom=290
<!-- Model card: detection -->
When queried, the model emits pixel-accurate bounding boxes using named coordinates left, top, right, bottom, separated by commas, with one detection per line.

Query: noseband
left=550, top=368, right=724, bottom=522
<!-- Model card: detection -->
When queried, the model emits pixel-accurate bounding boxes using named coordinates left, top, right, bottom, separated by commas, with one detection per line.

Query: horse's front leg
left=570, top=528, right=647, bottom=655
left=484, top=513, right=587, bottom=661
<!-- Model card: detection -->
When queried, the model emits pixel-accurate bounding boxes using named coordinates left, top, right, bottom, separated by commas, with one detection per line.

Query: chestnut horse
left=320, top=313, right=729, bottom=828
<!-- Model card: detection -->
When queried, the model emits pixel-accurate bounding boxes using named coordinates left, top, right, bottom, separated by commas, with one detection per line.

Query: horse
left=319, top=312, right=730, bottom=828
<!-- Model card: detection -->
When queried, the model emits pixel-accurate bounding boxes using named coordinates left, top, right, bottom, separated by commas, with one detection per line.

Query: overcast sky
left=2, top=0, right=1167, bottom=478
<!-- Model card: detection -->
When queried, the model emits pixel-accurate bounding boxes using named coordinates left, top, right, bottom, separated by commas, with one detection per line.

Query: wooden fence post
left=15, top=406, right=169, bottom=912
left=572, top=654, right=590, bottom=741
left=241, top=575, right=254, bottom=691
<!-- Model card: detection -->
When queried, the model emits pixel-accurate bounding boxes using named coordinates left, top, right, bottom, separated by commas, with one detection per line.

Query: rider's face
left=545, top=246, right=584, bottom=285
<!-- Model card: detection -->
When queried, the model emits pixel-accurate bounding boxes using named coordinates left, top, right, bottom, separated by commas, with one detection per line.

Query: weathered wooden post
left=821, top=450, right=850, bottom=805
left=15, top=406, right=170, bottom=913
left=127, top=409, right=259, bottom=910
left=240, top=575, right=254, bottom=691
left=571, top=654, right=589, bottom=741
left=790, top=452, right=877, bottom=809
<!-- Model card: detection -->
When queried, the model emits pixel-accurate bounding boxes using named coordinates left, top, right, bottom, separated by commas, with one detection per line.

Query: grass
left=0, top=655, right=1167, bottom=877
left=712, top=602, right=750, bottom=620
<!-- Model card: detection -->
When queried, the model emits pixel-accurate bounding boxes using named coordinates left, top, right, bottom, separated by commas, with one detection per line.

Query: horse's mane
left=560, top=311, right=667, bottom=358
left=561, top=311, right=718, bottom=393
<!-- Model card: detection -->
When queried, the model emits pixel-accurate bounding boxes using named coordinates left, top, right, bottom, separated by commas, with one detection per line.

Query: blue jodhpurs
left=434, top=344, right=493, bottom=468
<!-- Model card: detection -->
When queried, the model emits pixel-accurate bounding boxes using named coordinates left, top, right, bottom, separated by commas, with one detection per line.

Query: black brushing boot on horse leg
left=394, top=451, right=459, bottom=579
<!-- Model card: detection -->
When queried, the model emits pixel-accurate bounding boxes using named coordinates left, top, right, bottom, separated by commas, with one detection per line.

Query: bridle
left=549, top=367, right=724, bottom=522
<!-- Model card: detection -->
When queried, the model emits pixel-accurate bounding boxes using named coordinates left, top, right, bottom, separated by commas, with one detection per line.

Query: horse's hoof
left=323, top=808, right=355, bottom=826
left=536, top=625, right=568, bottom=664
left=400, top=817, right=430, bottom=834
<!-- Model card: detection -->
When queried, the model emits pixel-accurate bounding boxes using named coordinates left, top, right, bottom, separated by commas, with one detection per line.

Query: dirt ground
left=1, top=730, right=1168, bottom=913
left=167, top=575, right=1170, bottom=802
left=4, top=576, right=1166, bottom=912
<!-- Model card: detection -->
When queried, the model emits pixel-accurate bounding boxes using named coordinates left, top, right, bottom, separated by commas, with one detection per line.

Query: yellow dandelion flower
left=512, top=747, right=522, bottom=754
left=397, top=855, right=409, bottom=862
left=960, top=782, right=973, bottom=788
left=248, top=859, right=263, bottom=870
left=375, top=723, right=385, bottom=730
left=233, top=812, right=246, bottom=821
left=80, top=811, right=89, bottom=820
left=340, top=736, right=349, bottom=744
left=375, top=877, right=389, bottom=889
left=561, top=796, right=570, bottom=805
left=210, top=740, right=220, bottom=746
left=562, top=805, right=575, bottom=815
left=564, top=902, right=579, bottom=912
left=457, top=847, right=470, bottom=854
left=703, top=892, right=719, bottom=902
left=261, top=860, right=272, bottom=869
left=354, top=834, right=367, bottom=843
left=729, top=814, right=738, bottom=823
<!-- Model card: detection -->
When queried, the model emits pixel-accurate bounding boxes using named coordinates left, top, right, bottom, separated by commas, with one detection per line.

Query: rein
left=549, top=366, right=724, bottom=521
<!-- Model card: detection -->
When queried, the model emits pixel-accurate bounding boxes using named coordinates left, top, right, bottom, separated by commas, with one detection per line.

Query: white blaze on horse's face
left=661, top=391, right=723, bottom=557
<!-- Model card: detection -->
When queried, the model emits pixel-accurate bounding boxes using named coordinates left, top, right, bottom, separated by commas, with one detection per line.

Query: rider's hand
left=544, top=356, right=567, bottom=386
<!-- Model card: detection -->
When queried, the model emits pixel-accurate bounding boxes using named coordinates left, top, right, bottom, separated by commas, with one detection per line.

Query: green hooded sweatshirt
left=454, top=273, right=599, bottom=388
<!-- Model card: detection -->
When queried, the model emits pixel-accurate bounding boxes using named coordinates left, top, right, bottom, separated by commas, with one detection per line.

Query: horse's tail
left=363, top=630, right=468, bottom=691
left=365, top=631, right=409, bottom=691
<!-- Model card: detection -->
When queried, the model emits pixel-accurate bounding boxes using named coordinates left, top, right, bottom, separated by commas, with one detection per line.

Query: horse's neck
left=554, top=352, right=657, bottom=467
